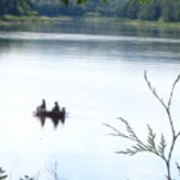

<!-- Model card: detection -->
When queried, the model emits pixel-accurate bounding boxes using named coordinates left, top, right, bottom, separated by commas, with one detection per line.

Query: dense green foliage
left=0, top=0, right=180, bottom=22
left=0, top=0, right=34, bottom=16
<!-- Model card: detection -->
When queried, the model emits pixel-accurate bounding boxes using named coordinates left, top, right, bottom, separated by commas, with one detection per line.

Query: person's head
left=55, top=101, right=58, bottom=105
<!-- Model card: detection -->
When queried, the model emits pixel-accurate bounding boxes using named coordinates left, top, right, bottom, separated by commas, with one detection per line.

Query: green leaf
left=0, top=168, right=8, bottom=180
left=20, top=175, right=34, bottom=180
left=146, top=125, right=156, bottom=152
left=0, top=175, right=8, bottom=180
left=138, top=0, right=149, bottom=3
left=77, top=0, right=87, bottom=5
left=157, top=134, right=166, bottom=157
left=60, top=0, right=69, bottom=6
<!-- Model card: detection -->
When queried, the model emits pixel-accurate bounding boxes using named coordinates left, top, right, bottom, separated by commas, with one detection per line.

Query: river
left=0, top=19, right=180, bottom=180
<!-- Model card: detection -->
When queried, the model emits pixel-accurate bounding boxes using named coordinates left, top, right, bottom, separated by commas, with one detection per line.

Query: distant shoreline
left=120, top=19, right=180, bottom=29
left=0, top=15, right=73, bottom=26
left=84, top=16, right=180, bottom=30
left=1, top=15, right=180, bottom=30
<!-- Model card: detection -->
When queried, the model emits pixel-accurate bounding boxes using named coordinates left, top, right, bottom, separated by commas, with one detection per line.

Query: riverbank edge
left=1, top=15, right=180, bottom=30
left=85, top=16, right=180, bottom=29
left=0, top=15, right=73, bottom=26
left=119, top=19, right=180, bottom=29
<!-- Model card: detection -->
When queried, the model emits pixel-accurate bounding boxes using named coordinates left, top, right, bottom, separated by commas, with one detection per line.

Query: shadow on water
left=34, top=108, right=66, bottom=129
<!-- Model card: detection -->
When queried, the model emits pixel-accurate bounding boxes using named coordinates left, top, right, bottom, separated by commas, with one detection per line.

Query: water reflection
left=34, top=107, right=66, bottom=128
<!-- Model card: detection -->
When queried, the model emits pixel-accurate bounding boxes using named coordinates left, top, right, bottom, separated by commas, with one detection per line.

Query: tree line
left=0, top=0, right=180, bottom=22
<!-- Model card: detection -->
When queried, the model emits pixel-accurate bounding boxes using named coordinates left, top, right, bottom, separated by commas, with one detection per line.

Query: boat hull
left=36, top=110, right=65, bottom=118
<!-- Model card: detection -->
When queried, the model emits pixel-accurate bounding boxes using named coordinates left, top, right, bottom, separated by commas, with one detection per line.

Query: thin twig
left=168, top=73, right=180, bottom=109
left=144, top=70, right=167, bottom=109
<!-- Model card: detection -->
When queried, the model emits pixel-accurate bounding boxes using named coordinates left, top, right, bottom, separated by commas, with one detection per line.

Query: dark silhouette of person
left=37, top=99, right=46, bottom=112
left=40, top=99, right=46, bottom=110
left=52, top=101, right=60, bottom=112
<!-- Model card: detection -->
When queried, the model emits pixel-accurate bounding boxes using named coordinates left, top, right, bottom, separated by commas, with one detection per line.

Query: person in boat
left=52, top=101, right=60, bottom=112
left=61, top=107, right=66, bottom=114
left=38, top=99, right=46, bottom=111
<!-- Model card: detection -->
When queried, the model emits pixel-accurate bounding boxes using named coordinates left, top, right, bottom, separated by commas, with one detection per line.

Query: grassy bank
left=0, top=15, right=54, bottom=25
left=0, top=15, right=74, bottom=26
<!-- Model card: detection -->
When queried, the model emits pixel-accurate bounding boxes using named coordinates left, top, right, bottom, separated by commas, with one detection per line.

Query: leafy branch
left=104, top=71, right=180, bottom=180
left=104, top=118, right=166, bottom=158
left=0, top=167, right=8, bottom=180
left=20, top=175, right=34, bottom=180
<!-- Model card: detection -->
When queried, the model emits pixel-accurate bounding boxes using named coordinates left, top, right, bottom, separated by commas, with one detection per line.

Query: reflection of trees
left=0, top=40, right=13, bottom=58
left=0, top=38, right=26, bottom=60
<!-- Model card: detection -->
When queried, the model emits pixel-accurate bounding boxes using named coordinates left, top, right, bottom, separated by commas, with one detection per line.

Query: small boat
left=34, top=107, right=67, bottom=127
left=35, top=109, right=66, bottom=119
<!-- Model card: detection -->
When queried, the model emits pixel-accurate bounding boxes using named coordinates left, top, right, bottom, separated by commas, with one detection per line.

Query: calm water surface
left=0, top=19, right=180, bottom=180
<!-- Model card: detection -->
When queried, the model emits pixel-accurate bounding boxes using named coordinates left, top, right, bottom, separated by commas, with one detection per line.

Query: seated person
left=52, top=101, right=60, bottom=112
left=61, top=107, right=66, bottom=114
left=37, top=99, right=46, bottom=111
left=41, top=99, right=46, bottom=110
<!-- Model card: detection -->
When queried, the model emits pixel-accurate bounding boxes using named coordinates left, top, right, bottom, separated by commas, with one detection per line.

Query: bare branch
left=144, top=70, right=167, bottom=109
left=41, top=163, right=67, bottom=180
left=176, top=131, right=180, bottom=138
left=168, top=73, right=180, bottom=109
left=145, top=70, right=176, bottom=143
left=103, top=122, right=137, bottom=141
